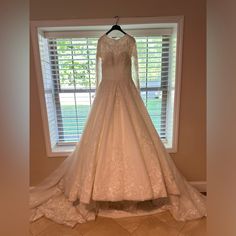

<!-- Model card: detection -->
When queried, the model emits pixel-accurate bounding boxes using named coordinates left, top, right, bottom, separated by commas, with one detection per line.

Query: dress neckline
left=103, top=33, right=128, bottom=42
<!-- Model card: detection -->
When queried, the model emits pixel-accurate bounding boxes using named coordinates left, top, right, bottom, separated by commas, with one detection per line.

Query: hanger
left=106, top=16, right=127, bottom=35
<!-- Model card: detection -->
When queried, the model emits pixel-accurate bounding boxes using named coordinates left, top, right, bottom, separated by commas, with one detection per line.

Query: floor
left=30, top=211, right=206, bottom=236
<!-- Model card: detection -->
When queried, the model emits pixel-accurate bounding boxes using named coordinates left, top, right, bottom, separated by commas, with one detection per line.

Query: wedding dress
left=30, top=33, right=206, bottom=227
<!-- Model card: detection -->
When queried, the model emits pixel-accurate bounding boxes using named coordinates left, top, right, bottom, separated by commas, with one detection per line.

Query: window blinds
left=38, top=31, right=176, bottom=149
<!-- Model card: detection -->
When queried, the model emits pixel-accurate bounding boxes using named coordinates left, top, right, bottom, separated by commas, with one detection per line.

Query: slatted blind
left=38, top=31, right=176, bottom=150
left=135, top=35, right=175, bottom=143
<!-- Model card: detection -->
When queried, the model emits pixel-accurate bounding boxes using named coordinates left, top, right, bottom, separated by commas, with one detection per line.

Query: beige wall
left=30, top=0, right=206, bottom=185
left=207, top=0, right=236, bottom=234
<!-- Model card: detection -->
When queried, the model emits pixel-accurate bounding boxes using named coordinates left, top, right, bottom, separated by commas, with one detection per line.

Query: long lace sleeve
left=131, top=40, right=140, bottom=91
left=95, top=39, right=102, bottom=90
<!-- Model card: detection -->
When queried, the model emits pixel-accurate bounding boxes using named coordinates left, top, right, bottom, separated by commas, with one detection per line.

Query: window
left=31, top=17, right=183, bottom=156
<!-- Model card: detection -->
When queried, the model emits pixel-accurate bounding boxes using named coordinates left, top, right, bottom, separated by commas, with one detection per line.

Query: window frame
left=31, top=16, right=184, bottom=157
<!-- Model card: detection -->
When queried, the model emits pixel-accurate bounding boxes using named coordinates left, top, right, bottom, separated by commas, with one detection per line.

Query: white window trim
left=31, top=16, right=184, bottom=157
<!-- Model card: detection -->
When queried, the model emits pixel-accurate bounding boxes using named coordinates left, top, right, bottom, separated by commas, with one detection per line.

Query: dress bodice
left=96, top=34, right=140, bottom=90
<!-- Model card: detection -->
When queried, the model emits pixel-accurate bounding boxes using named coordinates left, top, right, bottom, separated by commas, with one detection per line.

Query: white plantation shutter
left=48, top=37, right=97, bottom=144
left=135, top=35, right=176, bottom=145
left=38, top=28, right=177, bottom=152
left=38, top=33, right=58, bottom=149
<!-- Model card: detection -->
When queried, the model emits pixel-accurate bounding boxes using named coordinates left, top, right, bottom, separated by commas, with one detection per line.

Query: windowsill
left=48, top=143, right=177, bottom=157
left=49, top=145, right=76, bottom=157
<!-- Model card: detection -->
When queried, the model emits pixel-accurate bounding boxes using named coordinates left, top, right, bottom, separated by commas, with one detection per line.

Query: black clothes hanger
left=106, top=16, right=127, bottom=35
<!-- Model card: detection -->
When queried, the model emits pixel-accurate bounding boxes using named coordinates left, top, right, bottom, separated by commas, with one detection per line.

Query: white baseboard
left=189, top=181, right=207, bottom=192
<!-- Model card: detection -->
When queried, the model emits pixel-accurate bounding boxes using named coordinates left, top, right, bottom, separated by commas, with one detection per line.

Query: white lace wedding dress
left=30, top=33, right=206, bottom=227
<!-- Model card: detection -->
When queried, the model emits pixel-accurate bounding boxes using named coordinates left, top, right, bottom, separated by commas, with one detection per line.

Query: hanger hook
left=114, top=16, right=119, bottom=25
